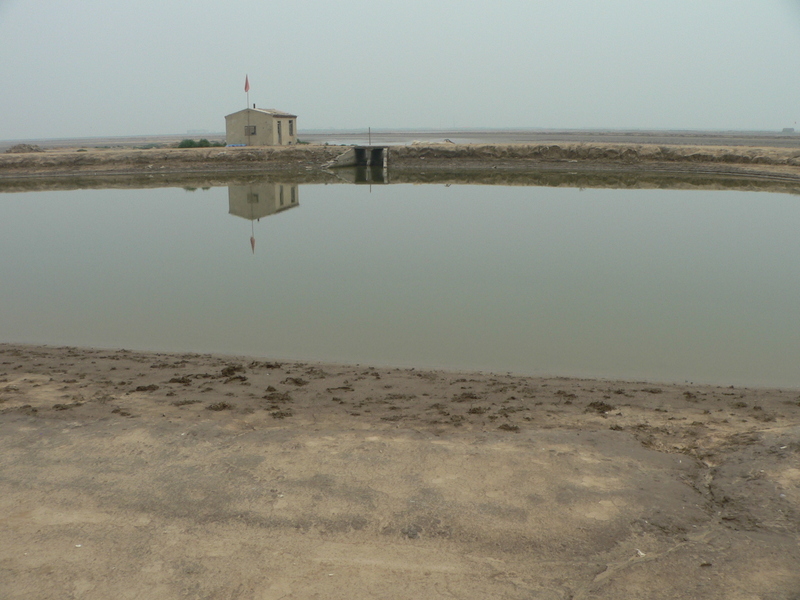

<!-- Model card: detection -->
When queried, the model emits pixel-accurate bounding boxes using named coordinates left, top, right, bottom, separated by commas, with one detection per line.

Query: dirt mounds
left=4, top=144, right=44, bottom=154
left=0, top=144, right=346, bottom=178
left=391, top=141, right=800, bottom=166
left=2, top=142, right=800, bottom=185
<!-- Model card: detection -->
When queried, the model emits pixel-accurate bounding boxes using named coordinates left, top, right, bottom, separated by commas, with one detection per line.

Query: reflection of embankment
left=388, top=168, right=800, bottom=195
left=0, top=171, right=338, bottom=193
left=3, top=168, right=800, bottom=196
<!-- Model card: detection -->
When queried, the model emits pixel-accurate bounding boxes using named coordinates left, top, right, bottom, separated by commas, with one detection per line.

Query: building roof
left=225, top=108, right=297, bottom=119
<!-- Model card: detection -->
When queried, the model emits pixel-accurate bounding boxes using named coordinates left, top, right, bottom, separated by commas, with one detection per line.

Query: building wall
left=225, top=110, right=298, bottom=146
left=225, top=110, right=274, bottom=146
left=272, top=117, right=298, bottom=145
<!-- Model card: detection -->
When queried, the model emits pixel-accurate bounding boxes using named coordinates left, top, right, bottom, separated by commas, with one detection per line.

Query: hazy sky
left=1, top=1, right=799, bottom=140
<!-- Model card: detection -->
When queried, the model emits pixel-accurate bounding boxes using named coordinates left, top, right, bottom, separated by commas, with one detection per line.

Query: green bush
left=178, top=138, right=225, bottom=148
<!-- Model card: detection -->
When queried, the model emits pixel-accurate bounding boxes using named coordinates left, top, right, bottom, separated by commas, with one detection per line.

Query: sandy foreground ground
left=1, top=343, right=799, bottom=599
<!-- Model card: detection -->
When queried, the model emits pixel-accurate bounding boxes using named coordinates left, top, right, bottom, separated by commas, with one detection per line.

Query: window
left=279, top=186, right=284, bottom=206
left=247, top=193, right=259, bottom=204
left=289, top=120, right=294, bottom=136
left=290, top=187, right=296, bottom=203
left=245, top=125, right=256, bottom=135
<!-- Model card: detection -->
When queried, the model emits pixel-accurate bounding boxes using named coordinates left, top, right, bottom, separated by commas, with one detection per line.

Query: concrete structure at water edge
left=225, top=108, right=297, bottom=146
left=325, top=145, right=389, bottom=184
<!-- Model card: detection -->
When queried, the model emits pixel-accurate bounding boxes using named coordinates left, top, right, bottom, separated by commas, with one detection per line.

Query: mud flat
left=1, top=343, right=799, bottom=599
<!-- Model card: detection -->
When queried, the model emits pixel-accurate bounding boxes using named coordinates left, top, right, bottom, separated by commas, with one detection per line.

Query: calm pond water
left=1, top=181, right=799, bottom=388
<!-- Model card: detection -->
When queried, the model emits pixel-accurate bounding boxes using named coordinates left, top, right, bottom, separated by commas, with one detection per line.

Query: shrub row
left=177, top=139, right=225, bottom=148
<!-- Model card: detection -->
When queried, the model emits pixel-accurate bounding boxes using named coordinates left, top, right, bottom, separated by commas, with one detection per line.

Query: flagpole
left=245, top=74, right=251, bottom=145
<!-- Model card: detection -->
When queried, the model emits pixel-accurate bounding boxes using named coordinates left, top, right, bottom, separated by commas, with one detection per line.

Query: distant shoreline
left=3, top=128, right=800, bottom=151
left=2, top=142, right=800, bottom=189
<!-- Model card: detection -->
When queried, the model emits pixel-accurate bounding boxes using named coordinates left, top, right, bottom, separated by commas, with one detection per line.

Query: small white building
left=225, top=108, right=297, bottom=146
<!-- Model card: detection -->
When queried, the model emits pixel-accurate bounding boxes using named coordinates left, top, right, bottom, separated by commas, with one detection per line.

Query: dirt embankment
left=392, top=141, right=800, bottom=166
left=2, top=142, right=800, bottom=182
left=0, top=145, right=346, bottom=178
left=389, top=142, right=800, bottom=183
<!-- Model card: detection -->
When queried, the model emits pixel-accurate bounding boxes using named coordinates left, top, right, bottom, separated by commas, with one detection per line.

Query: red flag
left=244, top=75, right=250, bottom=93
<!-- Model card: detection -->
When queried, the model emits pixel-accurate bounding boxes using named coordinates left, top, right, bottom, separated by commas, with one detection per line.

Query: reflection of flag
left=244, top=75, right=250, bottom=93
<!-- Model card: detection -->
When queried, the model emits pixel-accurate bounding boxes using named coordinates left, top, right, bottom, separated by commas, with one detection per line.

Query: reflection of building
left=228, top=183, right=299, bottom=220
left=225, top=108, right=298, bottom=146
left=228, top=183, right=299, bottom=254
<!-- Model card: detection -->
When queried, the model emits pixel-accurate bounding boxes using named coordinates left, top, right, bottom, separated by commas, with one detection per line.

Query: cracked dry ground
left=1, top=344, right=799, bottom=599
